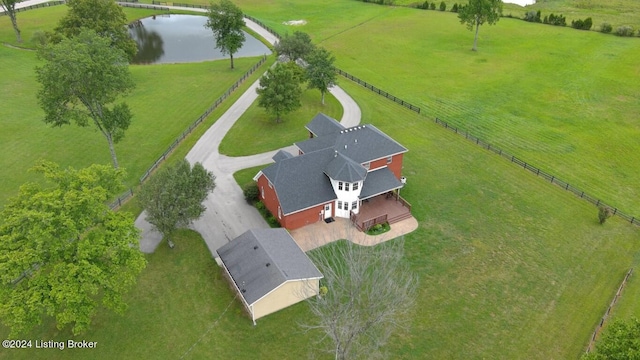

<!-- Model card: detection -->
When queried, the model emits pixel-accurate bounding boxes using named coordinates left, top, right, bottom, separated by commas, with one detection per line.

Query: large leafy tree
left=274, top=31, right=315, bottom=62
left=256, top=62, right=303, bottom=123
left=583, top=318, right=640, bottom=360
left=304, top=239, right=417, bottom=360
left=1, top=0, right=22, bottom=43
left=306, top=47, right=337, bottom=105
left=458, top=0, right=502, bottom=51
left=0, top=161, right=146, bottom=336
left=137, top=160, right=215, bottom=249
left=52, top=0, right=138, bottom=60
left=205, top=0, right=246, bottom=69
left=36, top=29, right=135, bottom=169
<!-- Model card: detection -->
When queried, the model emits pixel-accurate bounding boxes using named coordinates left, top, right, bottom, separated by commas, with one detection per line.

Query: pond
left=128, top=14, right=271, bottom=64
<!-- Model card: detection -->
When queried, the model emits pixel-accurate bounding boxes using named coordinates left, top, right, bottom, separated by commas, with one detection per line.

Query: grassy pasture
left=0, top=8, right=272, bottom=205
left=3, top=78, right=638, bottom=359
left=213, top=1, right=640, bottom=217
left=218, top=88, right=343, bottom=156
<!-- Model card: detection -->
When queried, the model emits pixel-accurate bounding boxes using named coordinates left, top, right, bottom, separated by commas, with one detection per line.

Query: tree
left=0, top=161, right=146, bottom=336
left=256, top=62, right=303, bottom=122
left=583, top=318, right=640, bottom=360
left=52, top=0, right=137, bottom=60
left=137, top=160, right=215, bottom=248
left=306, top=47, right=337, bottom=105
left=36, top=29, right=135, bottom=169
left=303, top=239, right=418, bottom=360
left=1, top=0, right=22, bottom=43
left=598, top=206, right=613, bottom=225
left=205, top=0, right=246, bottom=69
left=458, top=0, right=503, bottom=51
left=274, top=31, right=315, bottom=62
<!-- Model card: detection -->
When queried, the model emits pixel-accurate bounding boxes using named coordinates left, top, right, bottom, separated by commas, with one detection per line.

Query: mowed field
left=0, top=6, right=272, bottom=205
left=2, top=77, right=639, bottom=360
left=1, top=1, right=640, bottom=359
left=215, top=0, right=640, bottom=217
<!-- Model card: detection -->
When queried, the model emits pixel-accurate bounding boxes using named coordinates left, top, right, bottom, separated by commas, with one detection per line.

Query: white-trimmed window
left=352, top=201, right=358, bottom=210
left=278, top=206, right=282, bottom=219
left=387, top=156, right=393, bottom=164
left=338, top=181, right=343, bottom=191
left=345, top=183, right=350, bottom=191
left=260, top=186, right=264, bottom=198
left=344, top=202, right=349, bottom=211
left=353, top=182, right=359, bottom=191
left=337, top=201, right=343, bottom=210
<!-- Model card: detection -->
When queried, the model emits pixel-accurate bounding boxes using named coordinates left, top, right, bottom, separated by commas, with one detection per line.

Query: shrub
left=419, top=0, right=428, bottom=9
left=524, top=11, right=537, bottom=22
left=571, top=17, right=592, bottom=30
left=267, top=215, right=280, bottom=227
left=598, top=206, right=613, bottom=225
left=439, top=1, right=446, bottom=11
left=255, top=201, right=265, bottom=211
left=600, top=22, right=612, bottom=33
left=547, top=13, right=566, bottom=26
left=242, top=181, right=259, bottom=203
left=615, top=25, right=635, bottom=37
left=451, top=3, right=458, bottom=12
left=429, top=2, right=436, bottom=10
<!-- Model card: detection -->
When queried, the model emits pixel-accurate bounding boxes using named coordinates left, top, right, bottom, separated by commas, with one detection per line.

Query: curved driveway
left=136, top=14, right=362, bottom=256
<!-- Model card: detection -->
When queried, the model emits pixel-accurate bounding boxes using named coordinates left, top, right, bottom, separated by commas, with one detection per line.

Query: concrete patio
left=289, top=216, right=419, bottom=252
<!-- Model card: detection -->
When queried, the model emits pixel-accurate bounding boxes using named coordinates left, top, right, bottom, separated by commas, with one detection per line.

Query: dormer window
left=345, top=183, right=350, bottom=191
left=353, top=182, right=359, bottom=191
left=387, top=156, right=393, bottom=164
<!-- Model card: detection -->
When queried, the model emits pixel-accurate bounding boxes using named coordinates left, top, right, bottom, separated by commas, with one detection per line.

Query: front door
left=324, top=203, right=332, bottom=219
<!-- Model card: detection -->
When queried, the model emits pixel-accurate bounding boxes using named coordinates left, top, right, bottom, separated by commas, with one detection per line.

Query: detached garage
left=216, top=228, right=323, bottom=324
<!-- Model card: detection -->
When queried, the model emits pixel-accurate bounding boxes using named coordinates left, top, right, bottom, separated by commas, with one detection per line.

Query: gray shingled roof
left=305, top=113, right=345, bottom=137
left=262, top=148, right=338, bottom=215
left=324, top=152, right=367, bottom=182
left=359, top=167, right=403, bottom=199
left=216, top=229, right=323, bottom=306
left=295, top=124, right=407, bottom=164
left=272, top=149, right=294, bottom=162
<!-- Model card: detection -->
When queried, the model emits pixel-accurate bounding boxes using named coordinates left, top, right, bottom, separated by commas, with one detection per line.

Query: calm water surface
left=129, top=14, right=271, bottom=64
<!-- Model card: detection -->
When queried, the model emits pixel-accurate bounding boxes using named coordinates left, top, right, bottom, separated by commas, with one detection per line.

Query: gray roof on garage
left=217, top=229, right=323, bottom=305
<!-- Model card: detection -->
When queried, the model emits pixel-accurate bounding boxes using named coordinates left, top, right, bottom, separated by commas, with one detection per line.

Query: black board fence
left=150, top=1, right=206, bottom=9
left=108, top=55, right=267, bottom=210
left=586, top=268, right=633, bottom=353
left=0, top=0, right=66, bottom=15
left=337, top=69, right=421, bottom=114
left=138, top=55, right=268, bottom=185
left=337, top=71, right=640, bottom=227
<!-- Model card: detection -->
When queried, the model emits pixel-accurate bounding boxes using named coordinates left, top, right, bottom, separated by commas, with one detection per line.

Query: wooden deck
left=351, top=194, right=412, bottom=231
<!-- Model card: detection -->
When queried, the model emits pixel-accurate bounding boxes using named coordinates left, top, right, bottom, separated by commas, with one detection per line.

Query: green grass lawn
left=218, top=88, right=343, bottom=156
left=0, top=8, right=273, bottom=206
left=3, top=1, right=640, bottom=359
left=4, top=79, right=638, bottom=360
left=210, top=1, right=640, bottom=216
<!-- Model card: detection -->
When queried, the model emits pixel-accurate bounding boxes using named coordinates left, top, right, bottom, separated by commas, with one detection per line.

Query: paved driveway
left=135, top=9, right=362, bottom=256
